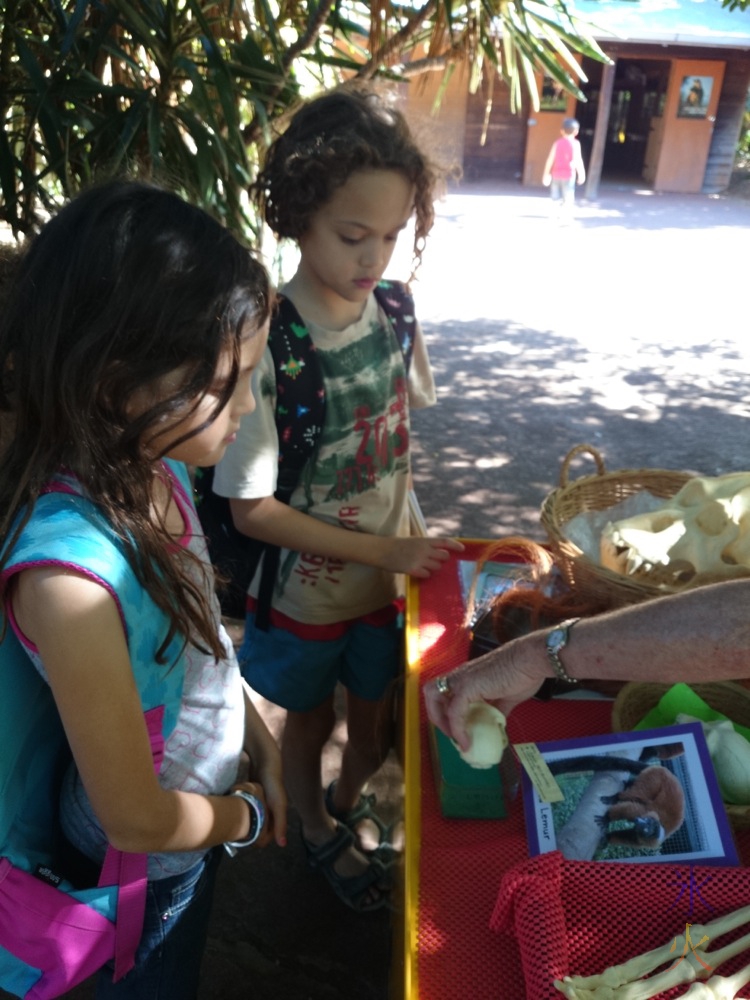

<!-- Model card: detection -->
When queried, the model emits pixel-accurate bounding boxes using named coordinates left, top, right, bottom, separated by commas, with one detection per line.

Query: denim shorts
left=239, top=611, right=403, bottom=712
left=95, top=847, right=222, bottom=1000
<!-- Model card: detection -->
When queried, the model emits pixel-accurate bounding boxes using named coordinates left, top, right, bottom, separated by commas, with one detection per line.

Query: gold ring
left=435, top=676, right=451, bottom=696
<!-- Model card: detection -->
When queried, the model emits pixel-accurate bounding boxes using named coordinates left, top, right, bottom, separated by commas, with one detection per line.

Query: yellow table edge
left=403, top=574, right=423, bottom=1000
left=401, top=540, right=492, bottom=999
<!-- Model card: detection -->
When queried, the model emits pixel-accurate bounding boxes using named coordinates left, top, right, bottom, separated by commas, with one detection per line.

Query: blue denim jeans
left=95, top=847, right=223, bottom=1000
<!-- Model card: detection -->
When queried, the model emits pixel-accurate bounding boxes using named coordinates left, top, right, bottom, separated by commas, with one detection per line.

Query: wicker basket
left=540, top=444, right=694, bottom=609
left=612, top=681, right=750, bottom=829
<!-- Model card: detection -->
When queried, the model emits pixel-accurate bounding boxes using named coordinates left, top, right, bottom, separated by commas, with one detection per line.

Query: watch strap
left=545, top=617, right=581, bottom=685
left=224, top=790, right=266, bottom=857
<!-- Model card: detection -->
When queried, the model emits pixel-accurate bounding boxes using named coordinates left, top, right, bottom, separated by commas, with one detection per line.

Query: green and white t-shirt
left=214, top=291, right=435, bottom=625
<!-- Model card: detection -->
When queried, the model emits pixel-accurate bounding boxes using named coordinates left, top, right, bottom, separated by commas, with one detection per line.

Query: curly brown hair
left=252, top=87, right=439, bottom=273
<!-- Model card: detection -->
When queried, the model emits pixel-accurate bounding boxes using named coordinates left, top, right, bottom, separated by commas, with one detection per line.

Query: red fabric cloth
left=413, top=546, right=750, bottom=1000
left=491, top=851, right=750, bottom=1000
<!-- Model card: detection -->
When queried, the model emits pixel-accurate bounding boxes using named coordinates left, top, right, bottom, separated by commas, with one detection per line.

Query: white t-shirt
left=214, top=292, right=435, bottom=625
left=56, top=478, right=246, bottom=880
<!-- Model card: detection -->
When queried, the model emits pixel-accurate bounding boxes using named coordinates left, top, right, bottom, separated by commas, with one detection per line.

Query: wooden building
left=404, top=0, right=750, bottom=195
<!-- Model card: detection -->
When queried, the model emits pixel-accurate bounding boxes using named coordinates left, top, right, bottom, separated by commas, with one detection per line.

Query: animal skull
left=676, top=714, right=750, bottom=806
left=600, top=474, right=750, bottom=586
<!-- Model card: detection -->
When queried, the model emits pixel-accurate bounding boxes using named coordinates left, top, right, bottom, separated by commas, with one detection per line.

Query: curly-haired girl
left=214, top=87, right=463, bottom=912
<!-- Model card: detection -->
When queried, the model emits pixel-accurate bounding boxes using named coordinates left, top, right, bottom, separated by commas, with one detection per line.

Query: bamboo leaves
left=0, top=0, right=613, bottom=238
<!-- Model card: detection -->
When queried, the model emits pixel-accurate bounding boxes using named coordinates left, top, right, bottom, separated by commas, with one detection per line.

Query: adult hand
left=424, top=639, right=545, bottom=751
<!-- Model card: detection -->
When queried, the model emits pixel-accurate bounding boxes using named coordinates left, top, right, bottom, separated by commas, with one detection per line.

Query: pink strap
left=99, top=706, right=165, bottom=981
left=99, top=849, right=147, bottom=981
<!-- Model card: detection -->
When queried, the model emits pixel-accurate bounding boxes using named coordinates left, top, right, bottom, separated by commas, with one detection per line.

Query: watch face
left=547, top=628, right=565, bottom=649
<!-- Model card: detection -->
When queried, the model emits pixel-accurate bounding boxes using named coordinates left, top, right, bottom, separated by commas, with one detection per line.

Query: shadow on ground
left=412, top=317, right=750, bottom=541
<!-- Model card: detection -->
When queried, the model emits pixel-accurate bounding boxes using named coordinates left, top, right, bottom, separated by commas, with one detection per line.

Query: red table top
left=404, top=542, right=750, bottom=1000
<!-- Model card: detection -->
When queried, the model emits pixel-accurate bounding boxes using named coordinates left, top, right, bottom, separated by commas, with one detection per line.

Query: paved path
left=65, top=181, right=750, bottom=1000
left=411, top=182, right=750, bottom=541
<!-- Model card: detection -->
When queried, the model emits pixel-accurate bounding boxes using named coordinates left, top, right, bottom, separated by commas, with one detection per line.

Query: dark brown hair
left=0, top=180, right=271, bottom=661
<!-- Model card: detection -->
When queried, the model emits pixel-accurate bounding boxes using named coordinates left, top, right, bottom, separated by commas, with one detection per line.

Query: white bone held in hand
left=454, top=702, right=508, bottom=769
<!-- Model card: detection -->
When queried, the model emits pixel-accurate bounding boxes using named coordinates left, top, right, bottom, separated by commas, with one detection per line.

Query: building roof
left=570, top=0, right=750, bottom=48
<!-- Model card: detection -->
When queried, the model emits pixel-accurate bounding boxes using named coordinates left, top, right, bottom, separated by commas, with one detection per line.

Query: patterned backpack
left=194, top=280, right=417, bottom=625
left=0, top=463, right=188, bottom=998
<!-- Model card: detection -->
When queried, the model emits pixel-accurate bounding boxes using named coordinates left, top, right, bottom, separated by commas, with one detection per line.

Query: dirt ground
left=62, top=178, right=750, bottom=1000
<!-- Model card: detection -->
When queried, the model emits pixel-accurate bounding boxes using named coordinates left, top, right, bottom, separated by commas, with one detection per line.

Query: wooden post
left=585, top=58, right=617, bottom=201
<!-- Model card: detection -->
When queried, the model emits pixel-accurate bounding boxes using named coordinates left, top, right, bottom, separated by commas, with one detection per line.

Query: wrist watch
left=224, top=790, right=266, bottom=857
left=545, top=618, right=581, bottom=685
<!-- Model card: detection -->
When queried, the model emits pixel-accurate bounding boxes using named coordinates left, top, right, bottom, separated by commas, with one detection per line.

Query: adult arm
left=13, top=567, right=270, bottom=854
left=230, top=494, right=463, bottom=579
left=425, top=579, right=750, bottom=751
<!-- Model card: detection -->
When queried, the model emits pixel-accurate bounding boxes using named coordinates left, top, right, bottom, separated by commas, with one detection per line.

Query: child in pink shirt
left=543, top=117, right=586, bottom=219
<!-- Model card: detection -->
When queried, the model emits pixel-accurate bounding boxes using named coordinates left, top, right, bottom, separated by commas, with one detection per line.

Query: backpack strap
left=374, top=280, right=416, bottom=373
left=253, top=297, right=325, bottom=630
left=270, top=296, right=326, bottom=499
left=192, top=298, right=328, bottom=625
left=99, top=704, right=165, bottom=980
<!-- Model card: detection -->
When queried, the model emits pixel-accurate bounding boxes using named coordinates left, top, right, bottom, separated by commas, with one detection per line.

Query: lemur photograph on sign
left=520, top=722, right=738, bottom=867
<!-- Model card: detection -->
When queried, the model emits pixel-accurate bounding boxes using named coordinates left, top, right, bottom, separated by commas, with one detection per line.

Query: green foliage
left=0, top=0, right=295, bottom=238
left=0, top=0, right=612, bottom=239
left=460, top=0, right=611, bottom=112
left=738, top=109, right=750, bottom=167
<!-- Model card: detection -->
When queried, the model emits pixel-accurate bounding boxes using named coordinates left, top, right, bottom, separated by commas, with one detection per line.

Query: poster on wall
left=677, top=75, right=713, bottom=118
left=540, top=76, right=568, bottom=112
